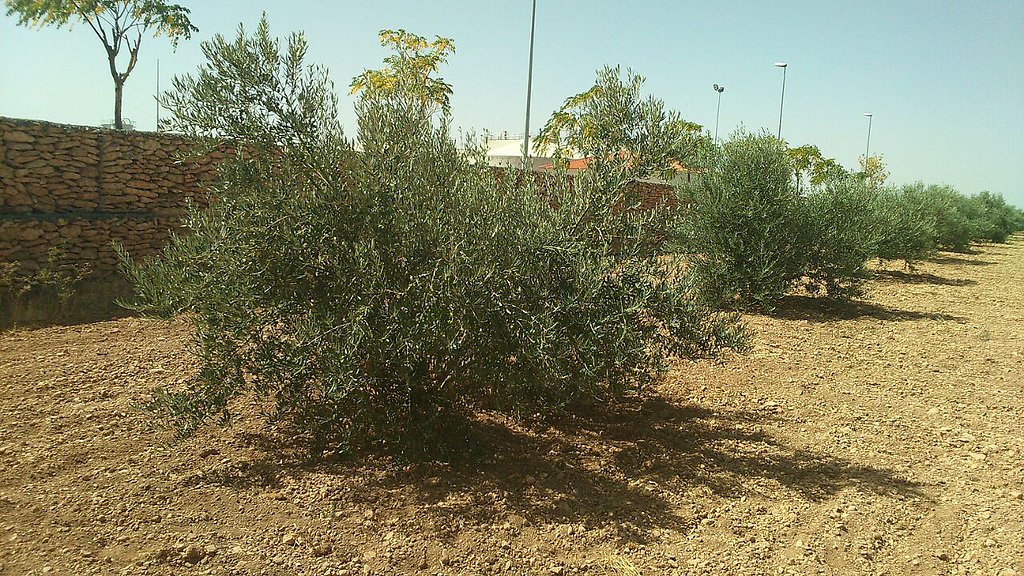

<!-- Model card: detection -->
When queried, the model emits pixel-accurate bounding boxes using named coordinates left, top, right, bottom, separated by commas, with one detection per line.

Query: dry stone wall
left=1, top=117, right=220, bottom=275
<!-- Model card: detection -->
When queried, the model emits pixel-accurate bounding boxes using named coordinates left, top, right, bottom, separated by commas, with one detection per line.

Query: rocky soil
left=1, top=239, right=1022, bottom=576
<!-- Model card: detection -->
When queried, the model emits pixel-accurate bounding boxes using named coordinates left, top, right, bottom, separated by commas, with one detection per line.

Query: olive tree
left=121, top=18, right=746, bottom=457
left=683, top=131, right=806, bottom=310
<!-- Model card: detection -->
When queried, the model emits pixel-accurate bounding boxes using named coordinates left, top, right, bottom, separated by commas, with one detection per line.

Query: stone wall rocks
left=1, top=117, right=220, bottom=276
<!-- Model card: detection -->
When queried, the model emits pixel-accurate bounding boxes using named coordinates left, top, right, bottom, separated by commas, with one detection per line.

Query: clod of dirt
left=182, top=544, right=204, bottom=564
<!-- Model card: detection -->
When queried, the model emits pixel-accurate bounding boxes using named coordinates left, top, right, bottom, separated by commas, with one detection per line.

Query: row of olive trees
left=678, top=131, right=1024, bottom=311
left=531, top=67, right=871, bottom=306
left=874, top=185, right=1024, bottom=253
left=530, top=67, right=1020, bottom=312
left=120, top=18, right=746, bottom=457
left=673, top=131, right=885, bottom=308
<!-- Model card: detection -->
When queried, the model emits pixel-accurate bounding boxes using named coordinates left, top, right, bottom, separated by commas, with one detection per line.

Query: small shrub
left=800, top=176, right=877, bottom=299
left=0, top=261, right=20, bottom=313
left=868, top=186, right=937, bottom=265
left=1, top=246, right=92, bottom=326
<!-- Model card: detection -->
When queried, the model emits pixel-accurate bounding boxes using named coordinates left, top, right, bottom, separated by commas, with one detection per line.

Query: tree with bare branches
left=5, top=0, right=197, bottom=129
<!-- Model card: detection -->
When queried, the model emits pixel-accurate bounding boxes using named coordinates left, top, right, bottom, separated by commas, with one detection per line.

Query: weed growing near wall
left=1, top=246, right=92, bottom=326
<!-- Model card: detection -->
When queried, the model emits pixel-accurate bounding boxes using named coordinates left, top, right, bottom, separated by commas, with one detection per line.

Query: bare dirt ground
left=2, top=239, right=1022, bottom=576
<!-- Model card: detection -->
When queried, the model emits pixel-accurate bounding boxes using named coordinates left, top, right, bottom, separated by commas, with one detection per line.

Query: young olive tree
left=5, top=0, right=197, bottom=129
left=121, top=18, right=746, bottom=457
left=682, top=130, right=806, bottom=310
left=800, top=176, right=879, bottom=299
left=868, top=185, right=938, bottom=265
left=971, top=191, right=1022, bottom=243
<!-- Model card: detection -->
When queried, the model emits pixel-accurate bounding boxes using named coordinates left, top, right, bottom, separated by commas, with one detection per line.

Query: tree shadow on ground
left=927, top=255, right=994, bottom=266
left=220, top=396, right=926, bottom=545
left=872, top=269, right=977, bottom=287
left=769, top=295, right=963, bottom=323
left=178, top=431, right=289, bottom=491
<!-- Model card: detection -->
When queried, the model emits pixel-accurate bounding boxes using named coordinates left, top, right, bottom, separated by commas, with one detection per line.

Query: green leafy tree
left=857, top=154, right=889, bottom=188
left=786, top=144, right=847, bottom=193
left=786, top=144, right=819, bottom=194
left=535, top=65, right=704, bottom=182
left=4, top=0, right=197, bottom=129
left=350, top=28, right=455, bottom=117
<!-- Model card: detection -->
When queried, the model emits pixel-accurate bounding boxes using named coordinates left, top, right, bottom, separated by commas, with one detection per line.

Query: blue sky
left=2, top=1, right=1022, bottom=207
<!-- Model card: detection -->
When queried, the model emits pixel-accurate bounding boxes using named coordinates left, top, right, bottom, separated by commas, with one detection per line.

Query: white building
left=481, top=132, right=699, bottom=185
left=482, top=133, right=561, bottom=171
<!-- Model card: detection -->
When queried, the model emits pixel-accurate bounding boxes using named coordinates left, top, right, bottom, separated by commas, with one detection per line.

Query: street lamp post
left=713, top=84, right=725, bottom=145
left=774, top=62, right=788, bottom=140
left=522, top=0, right=538, bottom=169
left=863, top=112, right=873, bottom=161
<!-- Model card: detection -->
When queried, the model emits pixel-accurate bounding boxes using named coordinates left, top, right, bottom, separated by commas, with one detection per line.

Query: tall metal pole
left=713, top=84, right=725, bottom=145
left=863, top=112, right=873, bottom=161
left=774, top=62, right=788, bottom=140
left=522, top=0, right=538, bottom=169
left=156, top=59, right=160, bottom=132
